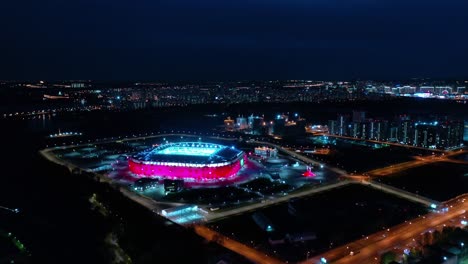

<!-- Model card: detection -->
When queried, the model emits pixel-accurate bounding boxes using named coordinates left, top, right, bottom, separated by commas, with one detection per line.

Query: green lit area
left=0, top=229, right=30, bottom=260
left=156, top=143, right=221, bottom=156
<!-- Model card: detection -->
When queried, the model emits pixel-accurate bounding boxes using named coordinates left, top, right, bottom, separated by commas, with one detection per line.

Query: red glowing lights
left=128, top=156, right=245, bottom=181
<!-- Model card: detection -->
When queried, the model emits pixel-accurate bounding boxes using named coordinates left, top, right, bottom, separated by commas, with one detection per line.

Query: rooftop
left=132, top=142, right=243, bottom=164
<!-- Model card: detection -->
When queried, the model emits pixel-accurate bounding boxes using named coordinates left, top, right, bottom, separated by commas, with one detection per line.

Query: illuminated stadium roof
left=132, top=142, right=243, bottom=164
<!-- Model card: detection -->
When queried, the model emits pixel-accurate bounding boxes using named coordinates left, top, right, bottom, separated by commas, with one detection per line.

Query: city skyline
left=2, top=1, right=468, bottom=263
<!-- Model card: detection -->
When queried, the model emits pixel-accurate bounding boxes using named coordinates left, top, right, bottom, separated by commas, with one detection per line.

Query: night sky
left=1, top=0, right=468, bottom=80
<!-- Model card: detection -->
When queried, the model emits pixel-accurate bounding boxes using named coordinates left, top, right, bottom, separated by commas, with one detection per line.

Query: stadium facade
left=128, top=142, right=245, bottom=182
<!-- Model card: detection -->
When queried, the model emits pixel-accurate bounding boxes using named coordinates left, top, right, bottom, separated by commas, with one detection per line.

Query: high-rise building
left=414, top=121, right=464, bottom=149
left=359, top=122, right=368, bottom=139
left=414, top=124, right=438, bottom=148
left=367, top=120, right=389, bottom=141
left=337, top=114, right=350, bottom=136
left=399, top=119, right=414, bottom=144
left=437, top=121, right=464, bottom=149
left=326, top=110, right=464, bottom=149
left=328, top=120, right=337, bottom=135
left=349, top=123, right=361, bottom=138
left=388, top=125, right=399, bottom=142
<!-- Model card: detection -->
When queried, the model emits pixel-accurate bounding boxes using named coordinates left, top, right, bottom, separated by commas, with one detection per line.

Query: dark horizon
left=2, top=78, right=468, bottom=84
left=2, top=0, right=468, bottom=81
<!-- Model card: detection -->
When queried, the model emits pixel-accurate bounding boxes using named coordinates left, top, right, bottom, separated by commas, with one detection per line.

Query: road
left=193, top=225, right=284, bottom=264
left=119, top=187, right=185, bottom=213
left=366, top=149, right=467, bottom=177
left=305, top=194, right=468, bottom=264
left=337, top=176, right=438, bottom=207
left=364, top=180, right=438, bottom=207
left=205, top=180, right=352, bottom=222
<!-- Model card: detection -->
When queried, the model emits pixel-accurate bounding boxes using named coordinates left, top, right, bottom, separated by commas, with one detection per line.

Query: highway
left=305, top=194, right=468, bottom=264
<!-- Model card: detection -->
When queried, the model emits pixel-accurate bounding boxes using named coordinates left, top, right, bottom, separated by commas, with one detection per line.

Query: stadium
left=128, top=142, right=246, bottom=182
